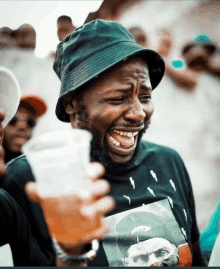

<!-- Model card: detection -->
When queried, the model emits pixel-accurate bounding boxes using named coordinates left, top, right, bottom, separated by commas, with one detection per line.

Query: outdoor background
left=0, top=0, right=219, bottom=236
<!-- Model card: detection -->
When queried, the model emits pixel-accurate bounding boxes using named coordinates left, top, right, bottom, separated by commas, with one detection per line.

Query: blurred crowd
left=0, top=4, right=220, bottom=267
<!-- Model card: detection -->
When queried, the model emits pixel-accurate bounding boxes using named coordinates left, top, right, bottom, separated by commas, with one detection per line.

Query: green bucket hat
left=54, top=19, right=165, bottom=122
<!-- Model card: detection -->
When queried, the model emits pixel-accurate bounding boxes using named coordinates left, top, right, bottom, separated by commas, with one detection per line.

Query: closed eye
left=107, top=97, right=125, bottom=103
left=139, top=95, right=151, bottom=102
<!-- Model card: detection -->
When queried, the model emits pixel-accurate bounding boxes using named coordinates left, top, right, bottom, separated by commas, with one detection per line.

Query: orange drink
left=22, top=129, right=94, bottom=243
left=40, top=193, right=100, bottom=243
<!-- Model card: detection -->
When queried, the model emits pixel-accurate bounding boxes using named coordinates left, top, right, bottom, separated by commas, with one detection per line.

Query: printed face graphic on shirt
left=103, top=199, right=192, bottom=267
left=122, top=237, right=179, bottom=267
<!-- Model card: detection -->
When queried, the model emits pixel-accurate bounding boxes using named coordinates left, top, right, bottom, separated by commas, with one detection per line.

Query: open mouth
left=106, top=129, right=139, bottom=156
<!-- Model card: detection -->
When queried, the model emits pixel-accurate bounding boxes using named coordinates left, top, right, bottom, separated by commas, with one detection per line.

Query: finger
left=77, top=179, right=110, bottom=201
left=81, top=196, right=115, bottom=218
left=90, top=179, right=111, bottom=198
left=25, top=182, right=41, bottom=204
left=82, top=218, right=109, bottom=243
left=86, top=162, right=105, bottom=180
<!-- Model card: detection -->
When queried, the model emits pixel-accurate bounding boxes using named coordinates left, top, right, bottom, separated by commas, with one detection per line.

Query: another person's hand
left=25, top=162, right=114, bottom=261
left=157, top=29, right=173, bottom=59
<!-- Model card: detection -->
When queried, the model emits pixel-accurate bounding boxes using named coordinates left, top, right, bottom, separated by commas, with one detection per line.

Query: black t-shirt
left=1, top=141, right=199, bottom=267
left=0, top=189, right=55, bottom=266
left=89, top=141, right=199, bottom=266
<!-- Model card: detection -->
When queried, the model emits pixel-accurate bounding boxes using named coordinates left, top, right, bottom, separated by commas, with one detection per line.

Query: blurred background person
left=0, top=23, right=36, bottom=50
left=57, top=15, right=76, bottom=41
left=182, top=35, right=219, bottom=76
left=15, top=24, right=36, bottom=50
left=49, top=15, right=76, bottom=58
left=129, top=26, right=148, bottom=47
left=181, top=35, right=220, bottom=262
left=0, top=27, right=14, bottom=49
left=129, top=26, right=198, bottom=90
left=157, top=28, right=198, bottom=90
left=3, top=95, right=47, bottom=163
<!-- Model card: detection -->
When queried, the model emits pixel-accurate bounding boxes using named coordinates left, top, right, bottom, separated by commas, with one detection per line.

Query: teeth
left=113, top=130, right=139, bottom=137
left=111, top=135, right=121, bottom=147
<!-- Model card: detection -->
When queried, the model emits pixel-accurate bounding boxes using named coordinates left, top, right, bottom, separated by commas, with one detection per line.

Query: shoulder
left=141, top=140, right=182, bottom=161
left=6, top=155, right=34, bottom=187
left=140, top=141, right=187, bottom=177
left=0, top=189, right=18, bottom=209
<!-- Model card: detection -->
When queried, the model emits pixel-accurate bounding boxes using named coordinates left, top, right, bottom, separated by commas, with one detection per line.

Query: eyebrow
left=102, top=84, right=152, bottom=96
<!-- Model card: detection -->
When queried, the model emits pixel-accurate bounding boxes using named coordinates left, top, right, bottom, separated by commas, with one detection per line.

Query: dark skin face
left=3, top=107, right=35, bottom=153
left=65, top=56, right=153, bottom=166
left=182, top=44, right=213, bottom=72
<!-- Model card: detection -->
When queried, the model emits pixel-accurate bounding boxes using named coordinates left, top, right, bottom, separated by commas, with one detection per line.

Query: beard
left=76, top=104, right=150, bottom=172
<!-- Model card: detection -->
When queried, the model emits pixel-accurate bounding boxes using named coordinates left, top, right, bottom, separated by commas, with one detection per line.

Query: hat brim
left=20, top=95, right=47, bottom=117
left=56, top=41, right=165, bottom=122
left=0, top=66, right=21, bottom=128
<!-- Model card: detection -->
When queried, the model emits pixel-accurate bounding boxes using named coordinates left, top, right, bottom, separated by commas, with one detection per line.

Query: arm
left=0, top=189, right=55, bottom=266
left=165, top=64, right=198, bottom=90
left=156, top=29, right=198, bottom=90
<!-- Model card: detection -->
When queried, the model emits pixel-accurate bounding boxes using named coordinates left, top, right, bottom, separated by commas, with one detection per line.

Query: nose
left=17, top=119, right=29, bottom=130
left=124, top=98, right=146, bottom=123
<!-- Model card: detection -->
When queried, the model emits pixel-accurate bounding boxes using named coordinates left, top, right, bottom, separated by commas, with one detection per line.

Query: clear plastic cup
left=22, top=129, right=92, bottom=194
left=22, top=129, right=98, bottom=242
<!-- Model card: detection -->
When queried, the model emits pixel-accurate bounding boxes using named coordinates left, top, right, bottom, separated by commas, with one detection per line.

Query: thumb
left=25, top=182, right=41, bottom=204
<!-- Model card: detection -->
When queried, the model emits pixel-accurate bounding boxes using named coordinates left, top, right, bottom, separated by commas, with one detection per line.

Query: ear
left=62, top=94, right=77, bottom=124
left=62, top=95, right=76, bottom=116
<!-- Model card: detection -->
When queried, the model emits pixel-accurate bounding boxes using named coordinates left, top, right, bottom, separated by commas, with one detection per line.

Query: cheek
left=26, top=129, right=34, bottom=139
left=145, top=101, right=154, bottom=118
left=3, top=127, right=13, bottom=140
left=90, top=105, right=121, bottom=131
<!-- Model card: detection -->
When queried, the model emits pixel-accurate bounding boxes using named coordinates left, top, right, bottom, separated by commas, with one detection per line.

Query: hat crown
left=53, top=19, right=165, bottom=122
left=54, top=20, right=135, bottom=80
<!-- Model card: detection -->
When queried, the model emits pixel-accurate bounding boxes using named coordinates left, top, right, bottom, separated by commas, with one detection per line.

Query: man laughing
left=3, top=20, right=206, bottom=266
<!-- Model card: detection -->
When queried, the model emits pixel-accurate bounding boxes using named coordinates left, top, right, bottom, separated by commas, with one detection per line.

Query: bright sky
left=0, top=1, right=103, bottom=58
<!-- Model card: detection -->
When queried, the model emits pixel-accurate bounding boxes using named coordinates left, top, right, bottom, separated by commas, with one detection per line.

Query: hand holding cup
left=23, top=130, right=114, bottom=248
